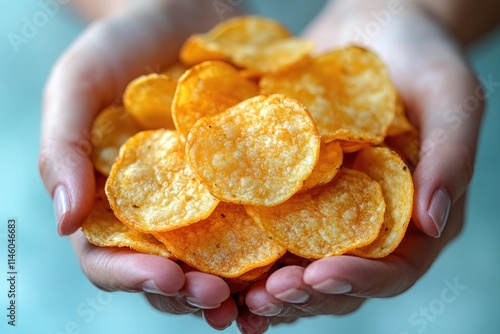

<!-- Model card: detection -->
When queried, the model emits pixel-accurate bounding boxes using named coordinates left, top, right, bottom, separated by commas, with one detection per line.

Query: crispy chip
left=186, top=94, right=321, bottom=206
left=301, top=140, right=343, bottom=191
left=82, top=176, right=172, bottom=258
left=180, top=16, right=311, bottom=74
left=324, top=128, right=381, bottom=153
left=386, top=94, right=416, bottom=137
left=229, top=38, right=314, bottom=74
left=155, top=202, right=286, bottom=278
left=225, top=263, right=274, bottom=293
left=123, top=73, right=177, bottom=130
left=351, top=147, right=413, bottom=258
left=246, top=168, right=385, bottom=258
left=161, top=62, right=188, bottom=79
left=260, top=46, right=396, bottom=142
left=385, top=129, right=420, bottom=167
left=180, top=16, right=291, bottom=66
left=91, top=103, right=140, bottom=176
left=106, top=129, right=219, bottom=232
left=172, top=61, right=258, bottom=138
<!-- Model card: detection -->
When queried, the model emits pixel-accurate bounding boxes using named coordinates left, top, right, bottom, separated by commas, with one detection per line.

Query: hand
left=238, top=1, right=484, bottom=332
left=39, top=0, right=240, bottom=330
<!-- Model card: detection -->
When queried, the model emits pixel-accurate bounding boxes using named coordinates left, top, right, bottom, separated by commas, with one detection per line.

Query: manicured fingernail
left=312, top=278, right=352, bottom=294
left=250, top=303, right=284, bottom=316
left=185, top=296, right=220, bottom=309
left=142, top=280, right=176, bottom=297
left=53, top=185, right=69, bottom=235
left=428, top=188, right=451, bottom=238
left=274, top=288, right=310, bottom=304
left=237, top=314, right=270, bottom=334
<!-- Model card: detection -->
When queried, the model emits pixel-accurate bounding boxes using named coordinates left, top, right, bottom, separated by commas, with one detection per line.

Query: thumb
left=39, top=49, right=107, bottom=235
left=408, top=59, right=484, bottom=238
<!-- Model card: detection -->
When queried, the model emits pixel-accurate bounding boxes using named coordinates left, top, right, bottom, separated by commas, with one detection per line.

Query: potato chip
left=186, top=94, right=321, bottom=206
left=82, top=176, right=172, bottom=258
left=351, top=147, right=413, bottom=258
left=385, top=129, right=420, bottom=167
left=180, top=16, right=291, bottom=67
left=172, top=61, right=258, bottom=138
left=123, top=73, right=177, bottom=130
left=325, top=128, right=381, bottom=153
left=386, top=94, right=416, bottom=137
left=260, top=46, right=396, bottom=142
left=90, top=103, right=140, bottom=176
left=154, top=202, right=286, bottom=278
left=161, top=62, right=187, bottom=79
left=180, top=16, right=311, bottom=74
left=246, top=168, right=385, bottom=258
left=301, top=140, right=343, bottom=191
left=106, top=129, right=219, bottom=232
left=225, top=263, right=274, bottom=293
left=229, top=38, right=314, bottom=74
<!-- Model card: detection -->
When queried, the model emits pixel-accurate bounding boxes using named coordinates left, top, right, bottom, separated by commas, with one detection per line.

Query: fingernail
left=142, top=280, right=176, bottom=297
left=185, top=296, right=220, bottom=310
left=274, top=288, right=310, bottom=304
left=53, top=185, right=70, bottom=235
left=250, top=303, right=284, bottom=316
left=237, top=314, right=270, bottom=334
left=428, top=188, right=451, bottom=238
left=202, top=311, right=232, bottom=330
left=312, top=278, right=352, bottom=294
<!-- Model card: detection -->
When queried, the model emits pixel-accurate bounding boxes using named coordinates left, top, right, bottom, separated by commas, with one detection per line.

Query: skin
left=39, top=0, right=497, bottom=332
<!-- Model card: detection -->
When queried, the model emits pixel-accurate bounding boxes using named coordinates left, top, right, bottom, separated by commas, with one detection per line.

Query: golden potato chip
left=172, top=61, right=258, bottom=138
left=323, top=128, right=382, bottom=153
left=90, top=103, right=140, bottom=176
left=186, top=94, right=321, bottom=206
left=351, top=147, right=413, bottom=258
left=385, top=129, right=420, bottom=167
left=229, top=38, right=314, bottom=74
left=180, top=16, right=291, bottom=67
left=225, top=263, right=274, bottom=293
left=301, top=140, right=343, bottom=191
left=180, top=16, right=311, bottom=74
left=106, top=129, right=219, bottom=232
left=260, top=46, right=396, bottom=142
left=246, top=168, right=385, bottom=258
left=161, top=62, right=187, bottom=79
left=82, top=176, right=172, bottom=258
left=123, top=73, right=177, bottom=130
left=154, top=202, right=286, bottom=278
left=386, top=94, right=416, bottom=137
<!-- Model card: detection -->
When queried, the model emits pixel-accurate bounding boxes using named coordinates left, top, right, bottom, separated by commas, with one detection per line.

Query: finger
left=180, top=271, right=231, bottom=309
left=304, top=195, right=466, bottom=298
left=71, top=230, right=184, bottom=295
left=144, top=271, right=231, bottom=314
left=236, top=305, right=270, bottom=334
left=407, top=62, right=483, bottom=237
left=202, top=298, right=238, bottom=331
left=245, top=267, right=364, bottom=319
left=39, top=4, right=202, bottom=236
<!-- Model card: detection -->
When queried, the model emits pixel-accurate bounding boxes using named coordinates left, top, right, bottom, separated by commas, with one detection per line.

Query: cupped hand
left=39, top=1, right=240, bottom=330
left=239, top=1, right=484, bottom=332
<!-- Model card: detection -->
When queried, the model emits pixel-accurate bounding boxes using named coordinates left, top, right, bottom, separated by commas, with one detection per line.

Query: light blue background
left=1, top=1, right=499, bottom=333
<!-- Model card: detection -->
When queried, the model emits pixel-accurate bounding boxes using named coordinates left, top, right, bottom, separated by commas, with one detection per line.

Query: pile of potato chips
left=84, top=16, right=418, bottom=291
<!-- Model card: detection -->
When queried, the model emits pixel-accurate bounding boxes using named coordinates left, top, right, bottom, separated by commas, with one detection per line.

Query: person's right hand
left=39, top=1, right=241, bottom=330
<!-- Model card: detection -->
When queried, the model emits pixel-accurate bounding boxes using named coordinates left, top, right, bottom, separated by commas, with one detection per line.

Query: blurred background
left=1, top=1, right=499, bottom=333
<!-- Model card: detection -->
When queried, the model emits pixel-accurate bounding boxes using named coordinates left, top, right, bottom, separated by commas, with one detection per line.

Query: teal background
left=1, top=1, right=499, bottom=333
